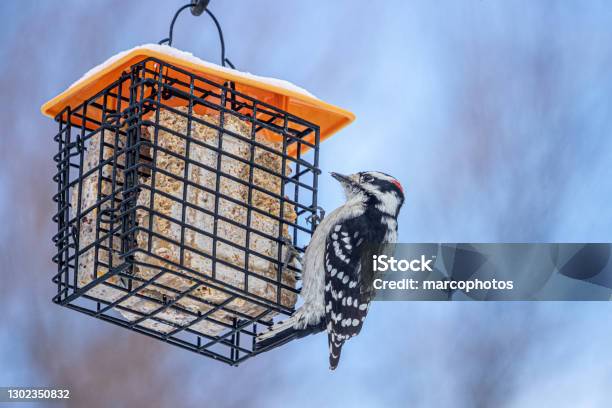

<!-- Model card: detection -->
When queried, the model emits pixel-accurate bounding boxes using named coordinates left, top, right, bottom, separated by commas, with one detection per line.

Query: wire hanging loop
left=158, top=0, right=234, bottom=68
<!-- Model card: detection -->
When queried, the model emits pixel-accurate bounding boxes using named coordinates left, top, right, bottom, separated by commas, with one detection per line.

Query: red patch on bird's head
left=391, top=179, right=403, bottom=194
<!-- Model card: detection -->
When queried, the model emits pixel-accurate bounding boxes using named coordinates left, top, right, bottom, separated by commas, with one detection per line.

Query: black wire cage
left=44, top=2, right=353, bottom=367
left=49, top=56, right=333, bottom=365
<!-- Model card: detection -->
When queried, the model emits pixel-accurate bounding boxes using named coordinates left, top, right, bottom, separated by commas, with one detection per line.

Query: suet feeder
left=43, top=0, right=354, bottom=365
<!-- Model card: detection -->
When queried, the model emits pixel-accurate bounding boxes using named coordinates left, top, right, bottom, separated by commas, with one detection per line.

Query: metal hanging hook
left=189, top=0, right=209, bottom=15
left=158, top=0, right=234, bottom=68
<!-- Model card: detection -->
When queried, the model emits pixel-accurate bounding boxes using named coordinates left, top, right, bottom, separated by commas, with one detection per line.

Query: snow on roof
left=69, top=43, right=318, bottom=99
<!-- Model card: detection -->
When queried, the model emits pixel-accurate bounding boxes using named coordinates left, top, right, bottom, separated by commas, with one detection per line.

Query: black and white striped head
left=331, top=171, right=404, bottom=217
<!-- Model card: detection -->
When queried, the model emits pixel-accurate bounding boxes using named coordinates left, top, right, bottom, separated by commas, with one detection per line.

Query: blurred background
left=2, top=1, right=612, bottom=406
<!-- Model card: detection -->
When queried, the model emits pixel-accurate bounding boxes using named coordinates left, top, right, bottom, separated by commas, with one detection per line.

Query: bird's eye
left=361, top=174, right=373, bottom=183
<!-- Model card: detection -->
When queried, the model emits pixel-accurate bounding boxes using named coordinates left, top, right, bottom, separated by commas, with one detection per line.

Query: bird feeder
left=43, top=1, right=354, bottom=366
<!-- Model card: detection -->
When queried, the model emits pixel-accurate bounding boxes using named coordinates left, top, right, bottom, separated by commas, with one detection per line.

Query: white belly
left=296, top=200, right=365, bottom=327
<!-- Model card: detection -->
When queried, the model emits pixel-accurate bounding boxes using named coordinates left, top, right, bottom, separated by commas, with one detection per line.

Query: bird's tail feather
left=328, top=333, right=344, bottom=370
left=256, top=318, right=325, bottom=353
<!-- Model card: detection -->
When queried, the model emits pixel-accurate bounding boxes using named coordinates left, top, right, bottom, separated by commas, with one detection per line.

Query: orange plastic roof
left=41, top=46, right=355, bottom=154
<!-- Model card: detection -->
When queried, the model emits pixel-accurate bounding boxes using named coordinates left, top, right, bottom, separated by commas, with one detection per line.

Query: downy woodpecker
left=256, top=171, right=404, bottom=370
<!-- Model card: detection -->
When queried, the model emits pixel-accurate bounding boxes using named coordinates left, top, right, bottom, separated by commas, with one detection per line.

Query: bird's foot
left=281, top=238, right=303, bottom=280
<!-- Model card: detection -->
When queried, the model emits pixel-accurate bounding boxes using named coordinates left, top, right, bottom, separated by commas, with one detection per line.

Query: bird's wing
left=324, top=218, right=385, bottom=368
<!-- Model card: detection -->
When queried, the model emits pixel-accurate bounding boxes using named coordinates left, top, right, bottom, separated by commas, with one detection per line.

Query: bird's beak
left=331, top=172, right=353, bottom=185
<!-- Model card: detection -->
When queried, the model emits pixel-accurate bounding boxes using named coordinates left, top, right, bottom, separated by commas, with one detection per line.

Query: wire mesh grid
left=51, top=57, right=321, bottom=365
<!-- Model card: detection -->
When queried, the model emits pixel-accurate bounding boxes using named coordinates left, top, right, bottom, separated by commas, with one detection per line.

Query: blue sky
left=2, top=1, right=612, bottom=406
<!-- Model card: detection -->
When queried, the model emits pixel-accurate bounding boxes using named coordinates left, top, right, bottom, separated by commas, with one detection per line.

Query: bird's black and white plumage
left=256, top=171, right=404, bottom=370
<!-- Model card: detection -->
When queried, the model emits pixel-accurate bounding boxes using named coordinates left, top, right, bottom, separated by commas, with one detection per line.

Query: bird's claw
left=281, top=238, right=303, bottom=280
